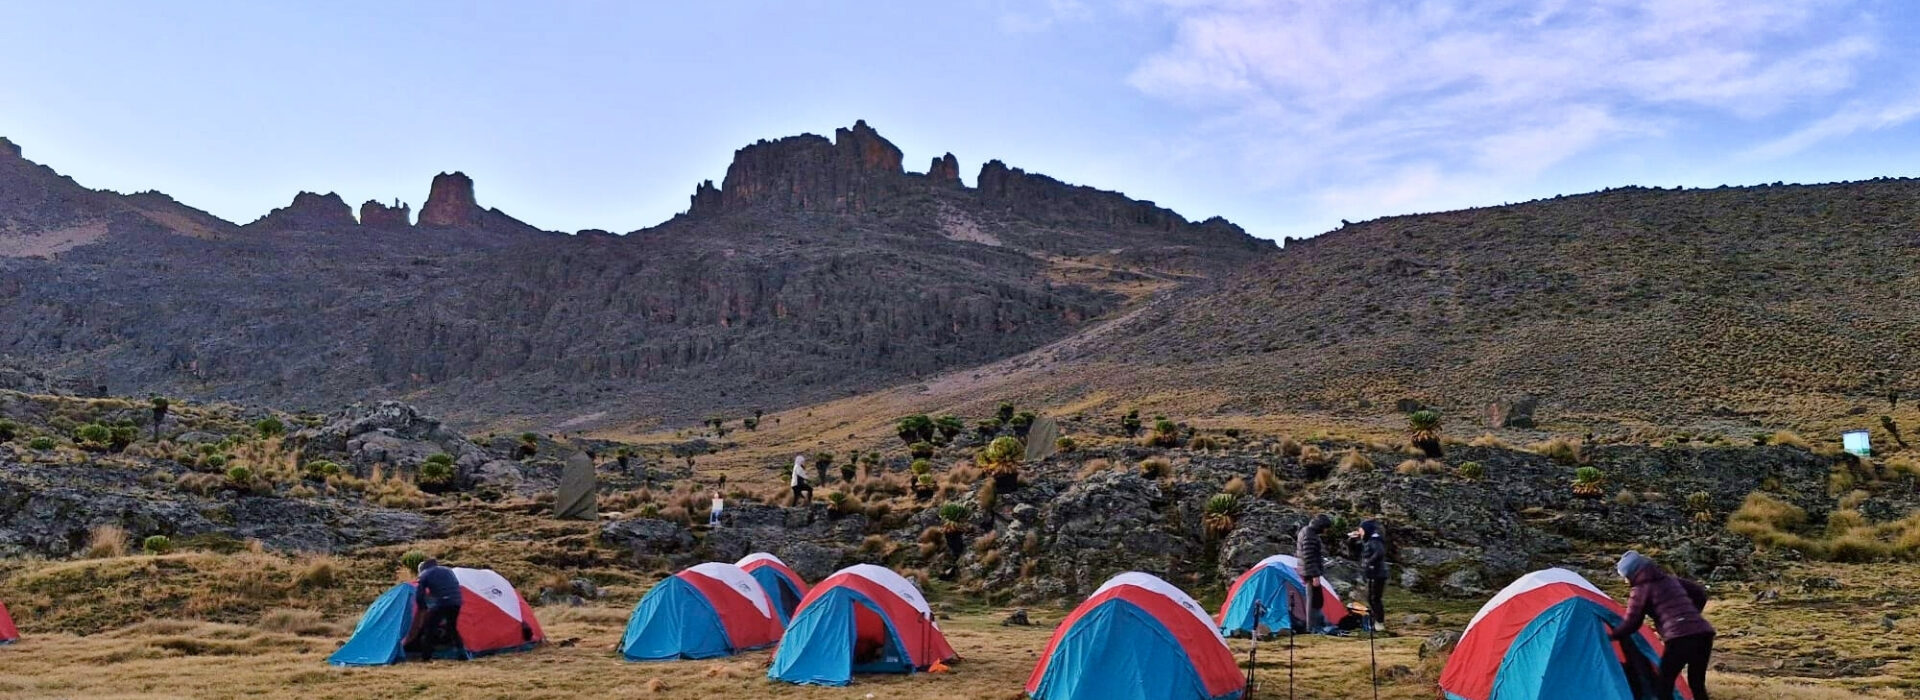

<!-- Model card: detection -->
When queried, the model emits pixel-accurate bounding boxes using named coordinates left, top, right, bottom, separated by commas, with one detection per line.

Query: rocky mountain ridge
left=0, top=123, right=1270, bottom=429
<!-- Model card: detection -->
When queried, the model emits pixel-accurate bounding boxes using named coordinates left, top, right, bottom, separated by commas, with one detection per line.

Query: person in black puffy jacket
left=1347, top=519, right=1389, bottom=633
left=1295, top=513, right=1333, bottom=630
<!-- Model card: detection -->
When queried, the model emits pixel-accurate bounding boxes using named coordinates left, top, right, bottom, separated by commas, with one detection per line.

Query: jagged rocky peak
left=927, top=152, right=961, bottom=186
left=693, top=119, right=908, bottom=215
left=251, top=191, right=357, bottom=231
left=419, top=171, right=481, bottom=228
left=360, top=199, right=412, bottom=230
left=0, top=136, right=20, bottom=159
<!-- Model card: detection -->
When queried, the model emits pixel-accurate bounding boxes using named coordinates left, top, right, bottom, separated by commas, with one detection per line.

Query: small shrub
left=1147, top=419, right=1180, bottom=447
left=996, top=402, right=1016, bottom=423
left=1572, top=466, right=1604, bottom=496
left=1337, top=448, right=1374, bottom=472
left=1686, top=491, right=1712, bottom=513
left=978, top=436, right=1025, bottom=480
left=142, top=535, right=173, bottom=555
left=0, top=419, right=16, bottom=443
left=1139, top=457, right=1172, bottom=479
left=1202, top=493, right=1240, bottom=538
left=938, top=502, right=970, bottom=533
left=400, top=550, right=429, bottom=572
left=1054, top=436, right=1077, bottom=454
left=418, top=460, right=455, bottom=488
left=910, top=459, right=933, bottom=476
left=1009, top=411, right=1036, bottom=435
left=1120, top=409, right=1142, bottom=437
left=934, top=415, right=964, bottom=441
left=204, top=454, right=228, bottom=470
left=1457, top=461, right=1486, bottom=480
left=226, top=465, right=254, bottom=485
left=255, top=416, right=287, bottom=438
left=29, top=436, right=56, bottom=450
left=1253, top=467, right=1283, bottom=499
left=304, top=460, right=342, bottom=479
left=86, top=524, right=129, bottom=559
left=909, top=442, right=935, bottom=459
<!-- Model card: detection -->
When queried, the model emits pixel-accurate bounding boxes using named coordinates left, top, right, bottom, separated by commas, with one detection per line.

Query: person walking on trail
left=1347, top=518, right=1390, bottom=633
left=789, top=455, right=812, bottom=505
left=708, top=490, right=725, bottom=528
left=1611, top=550, right=1715, bottom=700
left=414, top=558, right=465, bottom=662
left=1295, top=513, right=1334, bottom=632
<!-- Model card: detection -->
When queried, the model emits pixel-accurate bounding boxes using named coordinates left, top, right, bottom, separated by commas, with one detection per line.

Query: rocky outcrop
left=294, top=401, right=488, bottom=479
left=359, top=199, right=411, bottom=230
left=419, top=172, right=481, bottom=228
left=927, top=153, right=961, bottom=186
left=700, top=119, right=907, bottom=214
left=0, top=457, right=440, bottom=558
left=249, top=191, right=357, bottom=231
left=687, top=180, right=721, bottom=217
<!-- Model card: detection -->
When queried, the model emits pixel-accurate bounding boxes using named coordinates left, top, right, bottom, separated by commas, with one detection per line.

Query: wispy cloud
left=1126, top=0, right=1889, bottom=235
left=998, top=0, right=1095, bottom=34
left=1745, top=95, right=1920, bottom=160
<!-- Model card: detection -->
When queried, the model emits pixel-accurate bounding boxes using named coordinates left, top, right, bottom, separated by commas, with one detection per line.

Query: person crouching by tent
left=790, top=455, right=813, bottom=505
left=1295, top=513, right=1334, bottom=632
left=1610, top=551, right=1714, bottom=700
left=1346, top=518, right=1389, bottom=633
left=413, top=558, right=465, bottom=662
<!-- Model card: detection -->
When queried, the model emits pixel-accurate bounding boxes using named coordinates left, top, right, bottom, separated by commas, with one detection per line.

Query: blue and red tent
left=1217, top=554, right=1349, bottom=634
left=620, top=562, right=782, bottom=661
left=1027, top=572, right=1245, bottom=700
left=328, top=567, right=545, bottom=666
left=737, top=553, right=810, bottom=625
left=0, top=599, right=17, bottom=645
left=1440, top=568, right=1684, bottom=700
left=768, top=564, right=957, bottom=686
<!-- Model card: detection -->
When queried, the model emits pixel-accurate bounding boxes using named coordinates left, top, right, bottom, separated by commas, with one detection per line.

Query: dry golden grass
left=84, top=524, right=129, bottom=559
left=1337, top=448, right=1374, bottom=472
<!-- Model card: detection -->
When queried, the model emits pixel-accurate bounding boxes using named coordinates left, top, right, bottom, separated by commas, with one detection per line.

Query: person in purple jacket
left=1610, top=550, right=1715, bottom=700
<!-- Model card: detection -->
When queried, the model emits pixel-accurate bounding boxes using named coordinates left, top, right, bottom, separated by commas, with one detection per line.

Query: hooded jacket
left=1295, top=514, right=1333, bottom=579
left=1610, top=554, right=1713, bottom=641
left=1347, top=519, right=1388, bottom=580
left=417, top=564, right=464, bottom=609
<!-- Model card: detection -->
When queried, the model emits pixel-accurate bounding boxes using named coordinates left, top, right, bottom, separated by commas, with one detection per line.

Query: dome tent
left=328, top=567, right=544, bottom=666
left=0, top=599, right=17, bottom=644
left=768, top=564, right=956, bottom=686
left=620, top=562, right=781, bottom=661
left=736, top=552, right=810, bottom=625
left=1439, top=568, right=1680, bottom=700
left=1027, top=572, right=1245, bottom=700
left=1217, top=554, right=1349, bottom=633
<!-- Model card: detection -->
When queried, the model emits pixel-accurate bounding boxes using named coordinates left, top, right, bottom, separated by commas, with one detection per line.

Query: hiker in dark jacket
left=414, top=558, right=465, bottom=661
left=1346, top=519, right=1389, bottom=633
left=1295, top=513, right=1333, bottom=630
left=1610, top=551, right=1714, bottom=700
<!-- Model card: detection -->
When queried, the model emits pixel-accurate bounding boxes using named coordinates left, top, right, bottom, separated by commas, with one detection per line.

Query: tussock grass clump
left=1223, top=476, right=1248, bottom=495
left=1888, top=455, right=1920, bottom=478
left=1188, top=434, right=1221, bottom=452
left=1468, top=433, right=1510, bottom=449
left=1139, top=457, right=1172, bottom=480
left=1253, top=467, right=1283, bottom=500
left=1394, top=459, right=1444, bottom=475
left=1529, top=437, right=1583, bottom=465
left=1075, top=459, right=1113, bottom=479
left=1276, top=436, right=1303, bottom=457
left=86, top=524, right=129, bottom=559
left=257, top=608, right=341, bottom=637
left=1299, top=445, right=1327, bottom=468
left=142, top=535, right=173, bottom=555
left=1337, top=448, right=1374, bottom=472
left=295, top=556, right=341, bottom=589
left=1770, top=430, right=1811, bottom=449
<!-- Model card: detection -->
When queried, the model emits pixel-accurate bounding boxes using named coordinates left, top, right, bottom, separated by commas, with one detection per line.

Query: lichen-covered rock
left=296, top=401, right=488, bottom=480
left=599, top=518, right=695, bottom=562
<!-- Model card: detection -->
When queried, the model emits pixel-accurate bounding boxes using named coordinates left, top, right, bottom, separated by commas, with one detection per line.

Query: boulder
left=296, top=401, right=488, bottom=480
left=600, top=518, right=694, bottom=560
left=776, top=541, right=841, bottom=583
left=1487, top=396, right=1538, bottom=429
left=1420, top=629, right=1462, bottom=659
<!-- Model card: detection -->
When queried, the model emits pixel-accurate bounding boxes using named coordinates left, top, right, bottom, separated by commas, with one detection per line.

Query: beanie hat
left=1616, top=550, right=1652, bottom=579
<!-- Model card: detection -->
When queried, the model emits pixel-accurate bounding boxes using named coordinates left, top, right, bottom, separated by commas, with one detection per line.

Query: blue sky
left=3, top=0, right=1917, bottom=240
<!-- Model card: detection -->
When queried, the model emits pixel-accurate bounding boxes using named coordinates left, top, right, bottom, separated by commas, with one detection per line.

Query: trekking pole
left=1245, top=602, right=1264, bottom=693
left=1368, top=613, right=1380, bottom=700
left=1288, top=623, right=1295, bottom=700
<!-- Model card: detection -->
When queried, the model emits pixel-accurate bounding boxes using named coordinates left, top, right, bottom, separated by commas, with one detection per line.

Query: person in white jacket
left=789, top=454, right=813, bottom=505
